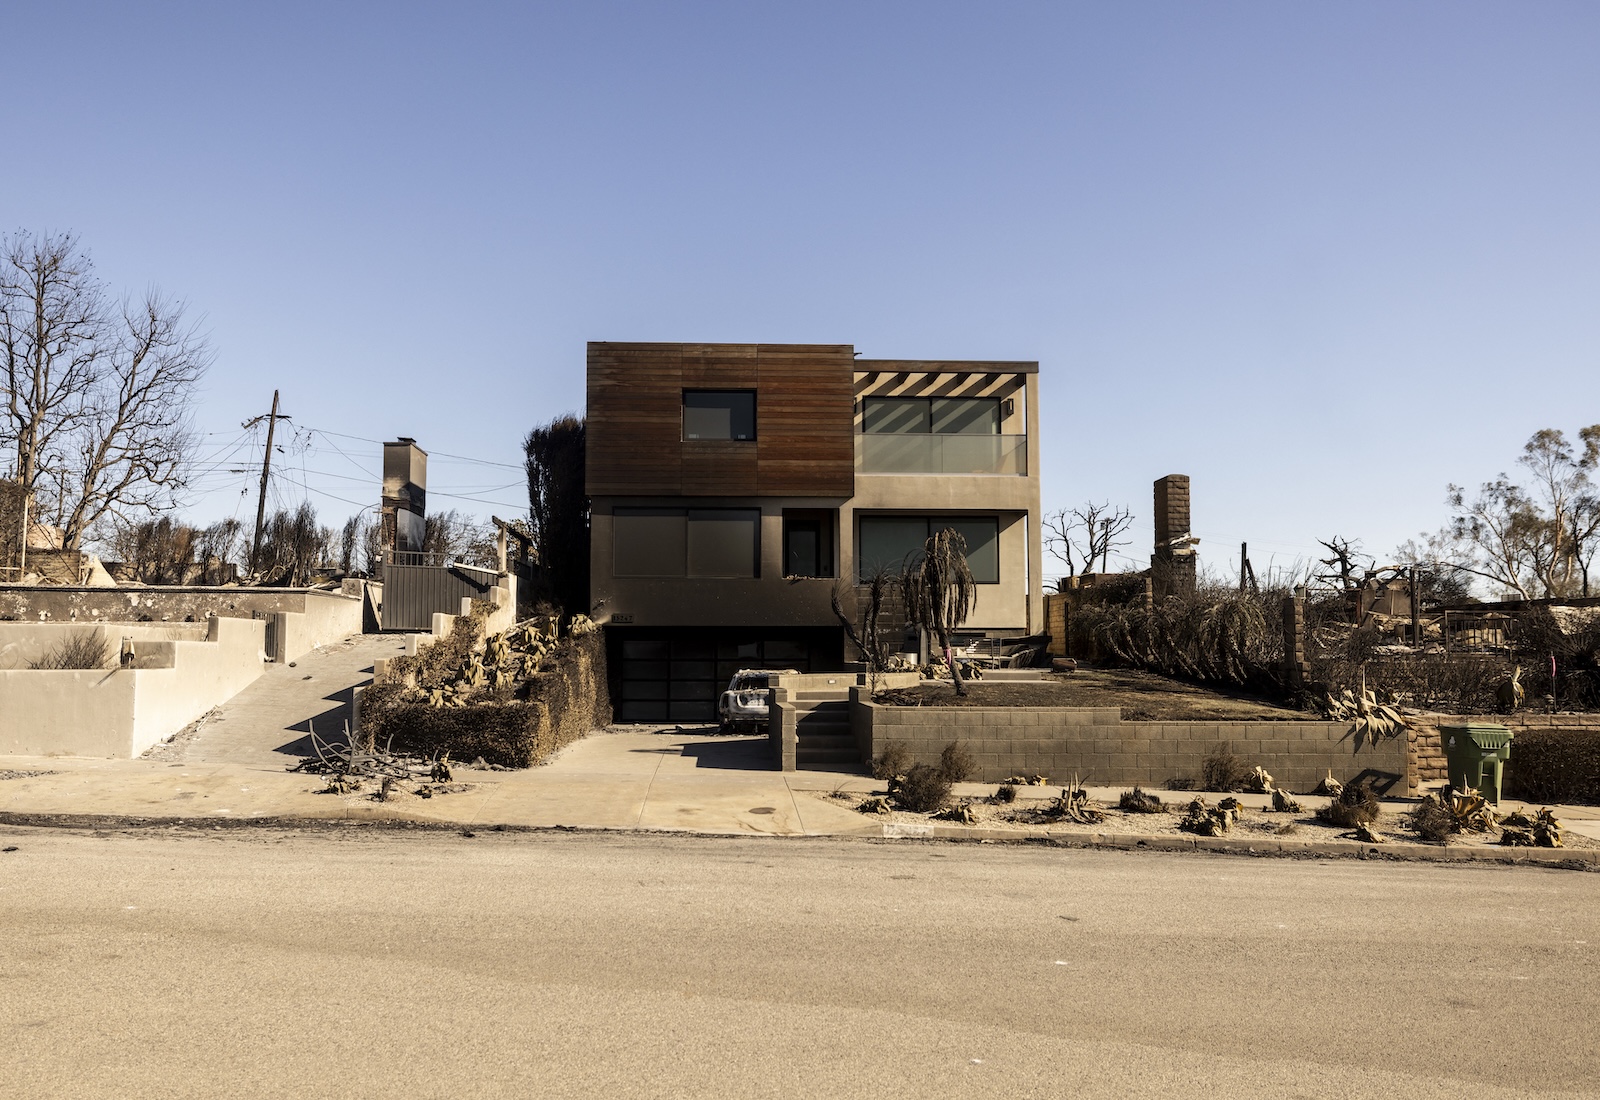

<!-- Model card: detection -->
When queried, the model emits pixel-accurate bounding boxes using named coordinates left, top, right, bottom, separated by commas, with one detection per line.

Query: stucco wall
left=275, top=589, right=365, bottom=662
left=0, top=622, right=208, bottom=670
left=0, top=582, right=367, bottom=625
left=851, top=689, right=1406, bottom=794
left=128, top=617, right=266, bottom=755
left=0, top=615, right=266, bottom=758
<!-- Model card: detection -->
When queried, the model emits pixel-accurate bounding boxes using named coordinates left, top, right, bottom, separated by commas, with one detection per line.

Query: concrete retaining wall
left=771, top=671, right=921, bottom=694
left=0, top=586, right=362, bottom=667
left=0, top=616, right=266, bottom=757
left=0, top=582, right=365, bottom=624
left=0, top=622, right=208, bottom=670
left=271, top=589, right=365, bottom=663
left=769, top=688, right=797, bottom=771
left=851, top=688, right=1406, bottom=794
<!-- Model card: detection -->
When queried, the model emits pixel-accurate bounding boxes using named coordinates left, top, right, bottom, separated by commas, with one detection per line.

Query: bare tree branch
left=1, top=232, right=211, bottom=550
left=1044, top=501, right=1134, bottom=582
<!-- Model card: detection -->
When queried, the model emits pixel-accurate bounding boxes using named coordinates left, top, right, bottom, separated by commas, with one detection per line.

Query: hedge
left=1507, top=730, right=1600, bottom=805
left=359, top=631, right=609, bottom=768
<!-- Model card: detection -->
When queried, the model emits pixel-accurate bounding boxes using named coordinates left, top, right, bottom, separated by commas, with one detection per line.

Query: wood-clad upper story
left=586, top=342, right=857, bottom=497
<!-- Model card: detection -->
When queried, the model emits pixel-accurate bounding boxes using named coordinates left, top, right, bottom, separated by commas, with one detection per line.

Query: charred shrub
left=893, top=763, right=952, bottom=813
left=1316, top=780, right=1381, bottom=827
left=939, top=741, right=975, bottom=783
left=1201, top=743, right=1252, bottom=793
left=30, top=630, right=112, bottom=670
left=1118, top=787, right=1165, bottom=813
left=1409, top=796, right=1455, bottom=843
left=871, top=740, right=912, bottom=781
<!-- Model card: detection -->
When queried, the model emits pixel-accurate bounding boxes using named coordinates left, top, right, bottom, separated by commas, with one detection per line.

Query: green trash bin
left=1440, top=722, right=1515, bottom=804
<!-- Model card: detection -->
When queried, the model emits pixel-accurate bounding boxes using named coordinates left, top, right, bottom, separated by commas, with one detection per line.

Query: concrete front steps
left=792, top=690, right=860, bottom=772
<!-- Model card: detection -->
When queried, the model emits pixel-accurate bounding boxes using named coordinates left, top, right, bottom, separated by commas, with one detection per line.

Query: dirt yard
left=812, top=787, right=1599, bottom=851
left=873, top=667, right=1308, bottom=721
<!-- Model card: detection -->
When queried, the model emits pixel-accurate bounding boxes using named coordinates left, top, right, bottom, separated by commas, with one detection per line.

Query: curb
left=886, top=820, right=1600, bottom=868
left=2, top=809, right=1596, bottom=869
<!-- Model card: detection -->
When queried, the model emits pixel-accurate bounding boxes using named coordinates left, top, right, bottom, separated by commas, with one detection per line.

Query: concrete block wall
left=851, top=689, right=1406, bottom=794
left=768, top=688, right=797, bottom=771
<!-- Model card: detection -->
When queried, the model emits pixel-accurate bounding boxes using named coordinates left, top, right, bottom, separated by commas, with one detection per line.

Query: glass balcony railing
left=855, top=433, right=1028, bottom=475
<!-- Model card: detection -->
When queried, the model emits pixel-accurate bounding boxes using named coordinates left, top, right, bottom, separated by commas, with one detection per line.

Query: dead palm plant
left=902, top=528, right=978, bottom=696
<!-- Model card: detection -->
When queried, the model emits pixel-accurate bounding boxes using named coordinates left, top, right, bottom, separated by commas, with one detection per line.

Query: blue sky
left=6, top=1, right=1598, bottom=581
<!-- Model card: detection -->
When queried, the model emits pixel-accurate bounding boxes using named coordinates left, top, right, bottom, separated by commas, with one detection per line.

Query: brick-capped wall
left=1409, top=713, right=1600, bottom=796
left=851, top=689, right=1405, bottom=794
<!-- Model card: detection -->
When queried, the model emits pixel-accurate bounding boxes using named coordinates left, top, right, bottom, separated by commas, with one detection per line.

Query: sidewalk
left=4, top=720, right=1599, bottom=866
left=0, top=727, right=875, bottom=835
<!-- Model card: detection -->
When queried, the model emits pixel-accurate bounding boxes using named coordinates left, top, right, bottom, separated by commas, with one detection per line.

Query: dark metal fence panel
left=382, top=555, right=494, bottom=632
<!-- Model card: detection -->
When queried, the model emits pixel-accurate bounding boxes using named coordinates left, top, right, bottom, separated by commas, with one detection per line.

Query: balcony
left=855, top=433, right=1028, bottom=475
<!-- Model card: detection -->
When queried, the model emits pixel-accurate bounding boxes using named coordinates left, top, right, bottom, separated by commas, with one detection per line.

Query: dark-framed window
left=613, top=507, right=760, bottom=578
left=683, top=390, right=756, bottom=441
left=857, top=515, right=999, bottom=583
left=861, top=396, right=1000, bottom=435
left=782, top=510, right=835, bottom=578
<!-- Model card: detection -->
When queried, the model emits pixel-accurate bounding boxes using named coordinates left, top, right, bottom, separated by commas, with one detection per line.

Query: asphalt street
left=2, top=827, right=1596, bottom=1099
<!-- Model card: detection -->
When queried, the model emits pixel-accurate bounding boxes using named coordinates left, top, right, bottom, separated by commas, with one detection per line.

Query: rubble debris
left=1179, top=797, right=1236, bottom=837
left=1243, top=766, right=1275, bottom=794
left=933, top=802, right=978, bottom=825
left=1501, top=807, right=1563, bottom=847
left=1051, top=778, right=1105, bottom=824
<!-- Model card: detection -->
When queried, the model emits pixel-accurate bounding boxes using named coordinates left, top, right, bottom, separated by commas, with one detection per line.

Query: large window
left=782, top=510, right=835, bottom=578
left=861, top=396, right=1000, bottom=435
left=683, top=390, right=756, bottom=441
left=614, top=508, right=760, bottom=578
left=857, top=516, right=999, bottom=583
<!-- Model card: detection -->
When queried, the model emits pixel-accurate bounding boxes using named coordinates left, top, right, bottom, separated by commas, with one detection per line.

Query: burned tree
left=0, top=231, right=212, bottom=549
left=1044, top=500, right=1135, bottom=580
left=903, top=527, right=978, bottom=697
left=832, top=567, right=897, bottom=676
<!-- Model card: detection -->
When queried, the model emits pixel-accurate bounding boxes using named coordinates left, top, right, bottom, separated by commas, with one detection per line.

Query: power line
left=300, top=424, right=524, bottom=470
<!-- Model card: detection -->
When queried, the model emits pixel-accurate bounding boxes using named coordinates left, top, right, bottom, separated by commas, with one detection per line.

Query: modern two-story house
left=587, top=342, right=1042, bottom=723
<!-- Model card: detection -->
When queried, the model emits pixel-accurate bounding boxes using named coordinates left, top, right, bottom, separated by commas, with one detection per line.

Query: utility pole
left=245, top=391, right=288, bottom=577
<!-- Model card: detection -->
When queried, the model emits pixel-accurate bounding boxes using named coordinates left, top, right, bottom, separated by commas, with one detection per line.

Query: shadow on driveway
left=620, top=735, right=774, bottom=770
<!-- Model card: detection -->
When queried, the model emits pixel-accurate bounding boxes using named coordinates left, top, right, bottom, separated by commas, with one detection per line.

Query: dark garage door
left=609, top=628, right=843, bottom=724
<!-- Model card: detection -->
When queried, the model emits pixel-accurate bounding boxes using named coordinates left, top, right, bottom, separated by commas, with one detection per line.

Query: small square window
left=683, top=390, right=756, bottom=441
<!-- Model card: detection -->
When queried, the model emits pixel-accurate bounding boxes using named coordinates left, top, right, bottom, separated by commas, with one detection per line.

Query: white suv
left=716, top=669, right=798, bottom=733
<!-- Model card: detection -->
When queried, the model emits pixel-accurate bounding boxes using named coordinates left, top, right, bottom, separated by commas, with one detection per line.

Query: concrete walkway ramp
left=156, top=633, right=406, bottom=771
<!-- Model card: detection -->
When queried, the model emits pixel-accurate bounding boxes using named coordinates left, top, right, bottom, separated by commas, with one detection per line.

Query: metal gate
left=381, top=551, right=495, bottom=632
